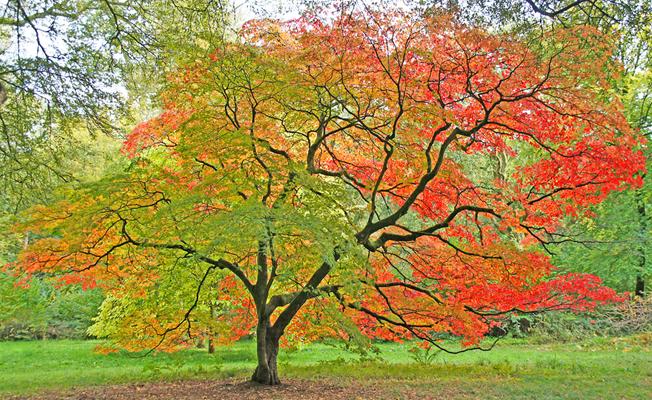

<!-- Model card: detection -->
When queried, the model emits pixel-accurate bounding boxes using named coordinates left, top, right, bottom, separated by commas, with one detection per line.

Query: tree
left=416, top=0, right=649, bottom=29
left=0, top=128, right=117, bottom=341
left=12, top=11, right=644, bottom=385
left=0, top=0, right=232, bottom=211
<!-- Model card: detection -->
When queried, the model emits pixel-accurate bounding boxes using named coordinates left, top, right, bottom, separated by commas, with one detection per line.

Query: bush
left=528, top=297, right=652, bottom=342
left=0, top=273, right=103, bottom=340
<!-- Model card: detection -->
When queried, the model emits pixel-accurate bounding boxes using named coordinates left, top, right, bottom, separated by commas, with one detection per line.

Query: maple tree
left=12, top=11, right=645, bottom=385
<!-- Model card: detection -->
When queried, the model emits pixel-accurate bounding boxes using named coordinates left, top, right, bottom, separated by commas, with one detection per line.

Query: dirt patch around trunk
left=7, top=378, right=439, bottom=400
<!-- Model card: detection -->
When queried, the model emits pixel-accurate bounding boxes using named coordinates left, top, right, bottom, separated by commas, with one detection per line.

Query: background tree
left=0, top=129, right=117, bottom=340
left=13, top=10, right=643, bottom=385
left=0, top=0, right=232, bottom=211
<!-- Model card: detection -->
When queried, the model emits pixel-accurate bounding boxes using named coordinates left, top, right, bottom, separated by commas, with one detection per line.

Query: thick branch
left=271, top=251, right=340, bottom=336
left=265, top=285, right=342, bottom=317
left=369, top=205, right=500, bottom=250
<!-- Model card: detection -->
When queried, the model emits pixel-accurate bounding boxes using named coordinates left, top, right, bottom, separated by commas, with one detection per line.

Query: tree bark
left=249, top=244, right=337, bottom=385
left=251, top=320, right=280, bottom=385
left=635, top=186, right=647, bottom=297
left=250, top=237, right=281, bottom=385
left=635, top=274, right=645, bottom=298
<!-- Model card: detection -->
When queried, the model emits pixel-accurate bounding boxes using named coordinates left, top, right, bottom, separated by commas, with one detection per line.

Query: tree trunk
left=248, top=242, right=337, bottom=385
left=251, top=321, right=280, bottom=385
left=635, top=275, right=645, bottom=298
left=635, top=186, right=647, bottom=297
left=208, top=336, right=215, bottom=354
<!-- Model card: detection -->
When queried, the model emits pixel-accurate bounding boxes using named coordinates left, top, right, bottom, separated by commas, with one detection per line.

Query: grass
left=0, top=336, right=650, bottom=399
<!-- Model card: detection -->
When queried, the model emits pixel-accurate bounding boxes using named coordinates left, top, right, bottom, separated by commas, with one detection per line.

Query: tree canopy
left=11, top=9, right=645, bottom=385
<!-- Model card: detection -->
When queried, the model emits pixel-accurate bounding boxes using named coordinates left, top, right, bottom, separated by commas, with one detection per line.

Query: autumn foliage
left=12, top=10, right=644, bottom=384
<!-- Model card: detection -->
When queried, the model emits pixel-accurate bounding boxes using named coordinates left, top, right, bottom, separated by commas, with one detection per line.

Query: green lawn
left=0, top=337, right=650, bottom=399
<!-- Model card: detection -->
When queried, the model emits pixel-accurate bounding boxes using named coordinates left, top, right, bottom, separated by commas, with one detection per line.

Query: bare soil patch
left=7, top=378, right=440, bottom=400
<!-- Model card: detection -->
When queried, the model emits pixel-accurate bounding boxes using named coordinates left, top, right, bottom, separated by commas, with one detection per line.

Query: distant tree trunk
left=635, top=275, right=645, bottom=297
left=0, top=82, right=7, bottom=106
left=208, top=302, right=216, bottom=354
left=635, top=185, right=647, bottom=297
